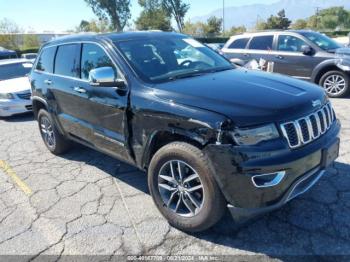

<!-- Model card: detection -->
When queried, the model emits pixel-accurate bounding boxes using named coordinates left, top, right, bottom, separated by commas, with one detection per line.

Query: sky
left=0, top=0, right=278, bottom=32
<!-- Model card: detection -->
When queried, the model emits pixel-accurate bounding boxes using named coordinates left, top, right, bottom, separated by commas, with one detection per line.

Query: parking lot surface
left=0, top=98, right=350, bottom=260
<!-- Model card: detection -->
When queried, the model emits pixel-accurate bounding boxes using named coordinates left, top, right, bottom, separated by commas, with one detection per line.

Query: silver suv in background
left=222, top=30, right=350, bottom=98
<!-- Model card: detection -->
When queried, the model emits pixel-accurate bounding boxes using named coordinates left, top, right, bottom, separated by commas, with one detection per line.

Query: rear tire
left=148, top=142, right=226, bottom=232
left=38, top=109, right=71, bottom=155
left=320, top=70, right=349, bottom=98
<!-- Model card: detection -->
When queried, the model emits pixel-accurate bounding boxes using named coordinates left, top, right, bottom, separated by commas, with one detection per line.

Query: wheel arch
left=31, top=96, right=48, bottom=119
left=141, top=129, right=208, bottom=170
left=311, top=60, right=344, bottom=84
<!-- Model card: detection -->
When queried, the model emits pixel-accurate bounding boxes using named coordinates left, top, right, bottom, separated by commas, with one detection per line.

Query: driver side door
left=272, top=34, right=323, bottom=79
left=76, top=43, right=132, bottom=162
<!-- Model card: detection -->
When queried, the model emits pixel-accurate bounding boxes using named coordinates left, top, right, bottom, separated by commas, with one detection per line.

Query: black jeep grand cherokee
left=30, top=32, right=340, bottom=232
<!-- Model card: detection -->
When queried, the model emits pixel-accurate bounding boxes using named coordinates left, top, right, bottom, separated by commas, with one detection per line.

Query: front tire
left=320, top=70, right=349, bottom=98
left=38, top=109, right=71, bottom=155
left=148, top=142, right=226, bottom=232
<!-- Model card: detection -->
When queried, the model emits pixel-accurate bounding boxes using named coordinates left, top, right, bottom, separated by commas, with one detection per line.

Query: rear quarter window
left=249, top=35, right=274, bottom=50
left=36, top=46, right=57, bottom=73
left=228, top=38, right=249, bottom=49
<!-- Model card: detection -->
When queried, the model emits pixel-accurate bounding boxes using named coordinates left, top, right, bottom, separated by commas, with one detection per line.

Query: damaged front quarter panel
left=127, top=85, right=233, bottom=169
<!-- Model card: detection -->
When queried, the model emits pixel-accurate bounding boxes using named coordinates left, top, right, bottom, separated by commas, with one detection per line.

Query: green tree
left=204, top=16, right=222, bottom=36
left=255, top=17, right=268, bottom=31
left=265, top=9, right=291, bottom=29
left=162, top=0, right=190, bottom=32
left=0, top=18, right=21, bottom=50
left=306, top=15, right=318, bottom=29
left=318, top=7, right=350, bottom=30
left=76, top=19, right=111, bottom=32
left=302, top=7, right=350, bottom=30
left=135, top=0, right=172, bottom=31
left=84, top=0, right=131, bottom=32
left=255, top=9, right=291, bottom=30
left=22, top=34, right=40, bottom=49
left=182, top=21, right=206, bottom=36
left=77, top=20, right=91, bottom=32
left=291, top=19, right=308, bottom=30
left=224, top=25, right=246, bottom=36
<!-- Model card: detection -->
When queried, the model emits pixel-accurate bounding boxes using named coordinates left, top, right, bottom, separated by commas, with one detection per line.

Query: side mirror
left=89, top=67, right=126, bottom=89
left=301, top=45, right=313, bottom=56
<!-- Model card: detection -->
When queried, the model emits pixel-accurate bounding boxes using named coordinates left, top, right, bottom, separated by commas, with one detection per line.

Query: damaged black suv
left=30, top=32, right=340, bottom=232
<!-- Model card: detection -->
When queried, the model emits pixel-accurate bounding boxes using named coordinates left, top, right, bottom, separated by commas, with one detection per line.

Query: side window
left=81, top=44, right=115, bottom=80
left=277, top=35, right=307, bottom=52
left=36, top=46, right=57, bottom=73
left=54, top=44, right=80, bottom=78
left=249, top=35, right=274, bottom=50
left=228, top=38, right=249, bottom=49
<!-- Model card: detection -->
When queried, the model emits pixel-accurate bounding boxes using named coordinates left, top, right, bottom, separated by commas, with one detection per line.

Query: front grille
left=281, top=103, right=335, bottom=149
left=17, top=92, right=31, bottom=100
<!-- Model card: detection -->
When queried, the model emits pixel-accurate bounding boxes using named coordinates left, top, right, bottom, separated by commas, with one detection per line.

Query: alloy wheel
left=323, top=74, right=347, bottom=95
left=158, top=160, right=204, bottom=217
left=40, top=116, right=56, bottom=149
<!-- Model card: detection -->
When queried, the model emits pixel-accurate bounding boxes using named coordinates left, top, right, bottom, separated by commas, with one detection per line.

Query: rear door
left=246, top=34, right=276, bottom=68
left=222, top=37, right=251, bottom=64
left=31, top=45, right=57, bottom=108
left=50, top=43, right=98, bottom=143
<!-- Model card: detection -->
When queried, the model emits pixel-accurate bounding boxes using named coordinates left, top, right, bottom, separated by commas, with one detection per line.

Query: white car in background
left=21, top=53, right=38, bottom=63
left=0, top=59, right=33, bottom=117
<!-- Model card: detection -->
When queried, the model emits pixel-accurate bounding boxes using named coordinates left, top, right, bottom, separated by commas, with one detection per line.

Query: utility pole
left=223, top=0, right=225, bottom=34
left=315, top=7, right=320, bottom=29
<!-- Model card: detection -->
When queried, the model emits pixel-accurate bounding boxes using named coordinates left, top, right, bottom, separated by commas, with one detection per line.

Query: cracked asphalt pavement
left=0, top=98, right=350, bottom=260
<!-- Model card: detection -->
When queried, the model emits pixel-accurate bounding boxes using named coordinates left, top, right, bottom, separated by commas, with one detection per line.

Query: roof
left=0, top=59, right=32, bottom=66
left=231, top=29, right=320, bottom=38
left=0, top=47, right=16, bottom=53
left=44, top=31, right=187, bottom=47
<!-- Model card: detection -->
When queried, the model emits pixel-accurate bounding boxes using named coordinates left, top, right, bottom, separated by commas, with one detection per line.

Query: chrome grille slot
left=280, top=102, right=335, bottom=149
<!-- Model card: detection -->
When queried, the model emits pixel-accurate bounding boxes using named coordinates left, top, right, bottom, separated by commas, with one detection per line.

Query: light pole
left=223, top=0, right=225, bottom=34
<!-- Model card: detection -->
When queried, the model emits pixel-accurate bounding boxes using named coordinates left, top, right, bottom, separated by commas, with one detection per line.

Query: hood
left=154, top=69, right=327, bottom=126
left=335, top=47, right=350, bottom=56
left=335, top=48, right=350, bottom=71
left=0, top=77, right=31, bottom=94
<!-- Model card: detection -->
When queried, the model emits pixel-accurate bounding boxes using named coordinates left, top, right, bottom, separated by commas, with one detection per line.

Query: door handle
left=243, top=53, right=250, bottom=57
left=73, top=87, right=87, bottom=94
left=275, top=55, right=284, bottom=59
left=44, top=79, right=52, bottom=85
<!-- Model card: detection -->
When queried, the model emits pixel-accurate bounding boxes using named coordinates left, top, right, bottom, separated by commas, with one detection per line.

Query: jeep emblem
left=312, top=100, right=322, bottom=108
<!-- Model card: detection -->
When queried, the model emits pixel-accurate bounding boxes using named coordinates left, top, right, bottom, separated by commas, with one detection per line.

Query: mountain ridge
left=192, top=0, right=350, bottom=29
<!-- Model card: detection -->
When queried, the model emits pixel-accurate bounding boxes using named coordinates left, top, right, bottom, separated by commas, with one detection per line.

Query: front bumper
left=0, top=99, right=32, bottom=117
left=204, top=120, right=341, bottom=224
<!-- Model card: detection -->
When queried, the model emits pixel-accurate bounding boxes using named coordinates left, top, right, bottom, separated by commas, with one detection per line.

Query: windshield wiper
left=168, top=70, right=206, bottom=81
left=207, top=67, right=233, bottom=73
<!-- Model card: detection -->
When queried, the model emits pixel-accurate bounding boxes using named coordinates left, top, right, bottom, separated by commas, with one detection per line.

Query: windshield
left=114, top=37, right=233, bottom=83
left=0, top=62, right=33, bottom=81
left=300, top=32, right=342, bottom=51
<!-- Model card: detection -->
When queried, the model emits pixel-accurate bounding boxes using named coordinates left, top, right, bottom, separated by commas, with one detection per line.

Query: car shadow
left=60, top=145, right=350, bottom=257
left=0, top=113, right=34, bottom=122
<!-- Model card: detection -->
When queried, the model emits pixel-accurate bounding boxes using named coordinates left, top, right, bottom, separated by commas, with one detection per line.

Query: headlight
left=232, top=124, right=279, bottom=146
left=0, top=93, right=15, bottom=100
